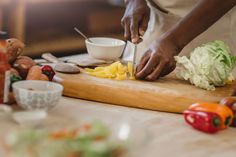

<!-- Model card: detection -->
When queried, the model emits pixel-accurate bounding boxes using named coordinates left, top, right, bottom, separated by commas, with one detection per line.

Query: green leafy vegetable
left=4, top=121, right=126, bottom=157
left=10, top=74, right=22, bottom=91
left=175, top=40, right=236, bottom=90
left=10, top=74, right=22, bottom=84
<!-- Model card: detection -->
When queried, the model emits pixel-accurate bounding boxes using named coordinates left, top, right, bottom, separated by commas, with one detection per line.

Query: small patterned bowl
left=13, top=80, right=63, bottom=110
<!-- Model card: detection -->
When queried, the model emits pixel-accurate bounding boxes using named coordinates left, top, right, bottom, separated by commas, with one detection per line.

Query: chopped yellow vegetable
left=84, top=61, right=135, bottom=80
left=115, top=73, right=127, bottom=80
left=127, top=62, right=134, bottom=78
left=117, top=62, right=127, bottom=74
left=84, top=68, right=94, bottom=72
left=94, top=67, right=105, bottom=71
left=129, top=76, right=135, bottom=80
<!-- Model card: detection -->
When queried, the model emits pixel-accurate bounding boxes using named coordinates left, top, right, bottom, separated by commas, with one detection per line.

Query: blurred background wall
left=0, top=0, right=125, bottom=58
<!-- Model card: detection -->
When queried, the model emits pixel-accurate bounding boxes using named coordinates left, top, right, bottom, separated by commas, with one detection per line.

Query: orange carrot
left=26, top=66, right=42, bottom=80
left=40, top=74, right=49, bottom=81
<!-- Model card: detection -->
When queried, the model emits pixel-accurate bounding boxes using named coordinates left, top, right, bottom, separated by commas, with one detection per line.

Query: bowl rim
left=85, top=37, right=126, bottom=47
left=12, top=80, right=64, bottom=94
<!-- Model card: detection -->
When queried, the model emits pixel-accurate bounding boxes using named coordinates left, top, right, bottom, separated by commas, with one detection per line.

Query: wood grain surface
left=1, top=97, right=236, bottom=157
left=57, top=71, right=234, bottom=113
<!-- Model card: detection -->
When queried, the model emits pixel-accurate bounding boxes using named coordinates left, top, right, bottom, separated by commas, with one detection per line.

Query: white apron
left=123, top=0, right=236, bottom=64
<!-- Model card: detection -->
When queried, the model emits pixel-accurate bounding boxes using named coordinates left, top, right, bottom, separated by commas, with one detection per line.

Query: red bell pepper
left=189, top=102, right=233, bottom=129
left=41, top=65, right=55, bottom=81
left=184, top=110, right=222, bottom=134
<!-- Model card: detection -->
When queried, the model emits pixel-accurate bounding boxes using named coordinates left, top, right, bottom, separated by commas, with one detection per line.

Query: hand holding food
left=121, top=0, right=150, bottom=43
left=135, top=38, right=177, bottom=81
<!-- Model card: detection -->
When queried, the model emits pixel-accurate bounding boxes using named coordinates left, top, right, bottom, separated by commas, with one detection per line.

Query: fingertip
left=135, top=70, right=146, bottom=79
left=145, top=76, right=155, bottom=81
left=124, top=34, right=129, bottom=40
left=124, top=33, right=127, bottom=39
left=145, top=73, right=160, bottom=81
left=137, top=38, right=143, bottom=43
left=139, top=29, right=145, bottom=36
left=124, top=30, right=130, bottom=40
left=135, top=71, right=142, bottom=79
left=136, top=65, right=142, bottom=74
left=132, top=38, right=139, bottom=43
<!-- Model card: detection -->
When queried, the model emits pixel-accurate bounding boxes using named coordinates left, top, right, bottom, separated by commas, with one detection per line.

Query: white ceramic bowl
left=85, top=37, right=126, bottom=61
left=12, top=80, right=63, bottom=110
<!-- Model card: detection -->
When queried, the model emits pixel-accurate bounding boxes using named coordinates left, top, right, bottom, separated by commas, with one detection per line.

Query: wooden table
left=1, top=97, right=236, bottom=157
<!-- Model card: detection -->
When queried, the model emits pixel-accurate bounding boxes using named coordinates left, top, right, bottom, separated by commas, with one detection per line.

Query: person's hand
left=121, top=0, right=150, bottom=43
left=135, top=38, right=178, bottom=81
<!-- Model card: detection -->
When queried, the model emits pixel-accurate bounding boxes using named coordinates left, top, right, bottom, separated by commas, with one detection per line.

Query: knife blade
left=132, top=44, right=137, bottom=76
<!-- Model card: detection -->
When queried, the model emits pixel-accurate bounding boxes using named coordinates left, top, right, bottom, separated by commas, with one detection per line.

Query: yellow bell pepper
left=84, top=61, right=135, bottom=80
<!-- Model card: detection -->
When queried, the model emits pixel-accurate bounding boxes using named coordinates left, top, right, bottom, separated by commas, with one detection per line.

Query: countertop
left=1, top=97, right=236, bottom=157
left=1, top=54, right=236, bottom=156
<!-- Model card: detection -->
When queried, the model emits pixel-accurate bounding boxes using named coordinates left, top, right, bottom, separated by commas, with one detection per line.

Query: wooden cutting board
left=56, top=72, right=234, bottom=113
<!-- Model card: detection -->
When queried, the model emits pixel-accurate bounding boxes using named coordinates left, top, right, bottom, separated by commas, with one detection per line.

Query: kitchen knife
left=132, top=44, right=137, bottom=76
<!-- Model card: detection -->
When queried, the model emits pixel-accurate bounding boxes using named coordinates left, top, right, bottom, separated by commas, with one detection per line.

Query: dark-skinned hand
left=135, top=38, right=178, bottom=81
left=121, top=0, right=150, bottom=43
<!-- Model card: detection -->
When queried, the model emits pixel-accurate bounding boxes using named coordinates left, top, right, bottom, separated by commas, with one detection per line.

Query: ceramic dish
left=12, top=80, right=63, bottom=110
left=85, top=37, right=126, bottom=61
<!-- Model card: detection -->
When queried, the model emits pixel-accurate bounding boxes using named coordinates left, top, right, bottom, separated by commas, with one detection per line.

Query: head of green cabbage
left=175, top=40, right=236, bottom=90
